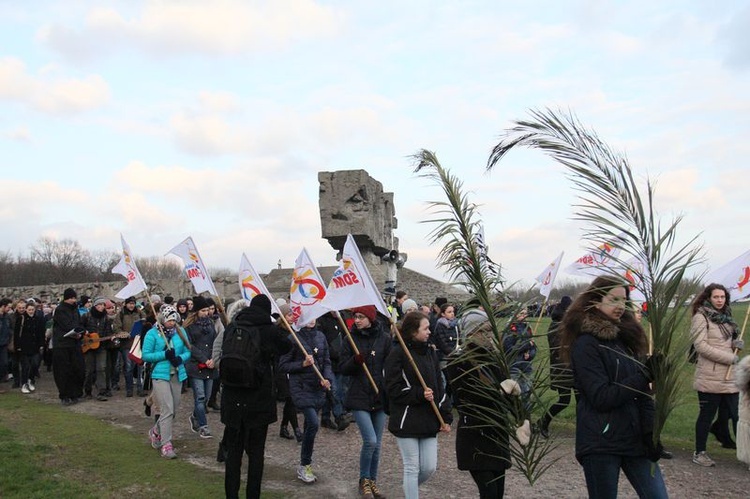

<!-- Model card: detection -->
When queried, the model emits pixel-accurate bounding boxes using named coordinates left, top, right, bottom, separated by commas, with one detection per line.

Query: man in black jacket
left=52, top=288, right=85, bottom=405
left=222, top=294, right=292, bottom=499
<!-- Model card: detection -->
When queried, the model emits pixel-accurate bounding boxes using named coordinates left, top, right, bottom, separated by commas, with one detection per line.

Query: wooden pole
left=388, top=319, right=446, bottom=427
left=725, top=303, right=750, bottom=380
left=212, top=294, right=229, bottom=327
left=335, top=312, right=379, bottom=394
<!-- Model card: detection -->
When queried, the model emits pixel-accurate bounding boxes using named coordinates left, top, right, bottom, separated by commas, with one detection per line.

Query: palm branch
left=486, top=108, right=704, bottom=446
left=412, top=150, right=558, bottom=483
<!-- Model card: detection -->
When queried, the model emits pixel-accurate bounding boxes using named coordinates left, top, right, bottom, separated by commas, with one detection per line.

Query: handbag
left=128, top=334, right=144, bottom=365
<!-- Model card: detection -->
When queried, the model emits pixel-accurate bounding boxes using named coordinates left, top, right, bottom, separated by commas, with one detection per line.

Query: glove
left=169, top=356, right=183, bottom=367
left=164, top=348, right=176, bottom=362
left=643, top=353, right=665, bottom=382
left=353, top=353, right=365, bottom=365
left=732, top=339, right=745, bottom=350
left=197, top=362, right=208, bottom=369
left=642, top=432, right=664, bottom=462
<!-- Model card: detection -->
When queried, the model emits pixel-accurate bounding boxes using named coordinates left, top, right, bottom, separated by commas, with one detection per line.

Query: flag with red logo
left=239, top=253, right=281, bottom=315
left=565, top=235, right=624, bottom=277
left=166, top=236, right=218, bottom=296
left=289, top=248, right=329, bottom=329
left=705, top=249, right=750, bottom=301
left=112, top=234, right=148, bottom=300
left=535, top=251, right=564, bottom=298
left=322, top=233, right=391, bottom=318
left=621, top=255, right=649, bottom=302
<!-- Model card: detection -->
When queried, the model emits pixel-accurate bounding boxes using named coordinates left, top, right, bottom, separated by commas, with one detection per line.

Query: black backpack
left=220, top=323, right=263, bottom=389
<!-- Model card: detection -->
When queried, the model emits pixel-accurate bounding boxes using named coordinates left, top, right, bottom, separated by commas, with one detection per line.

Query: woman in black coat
left=445, top=322, right=512, bottom=499
left=339, top=305, right=391, bottom=498
left=13, top=301, right=45, bottom=393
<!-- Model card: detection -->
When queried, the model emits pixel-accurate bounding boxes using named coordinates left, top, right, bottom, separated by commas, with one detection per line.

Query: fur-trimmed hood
left=580, top=312, right=619, bottom=341
left=735, top=355, right=750, bottom=396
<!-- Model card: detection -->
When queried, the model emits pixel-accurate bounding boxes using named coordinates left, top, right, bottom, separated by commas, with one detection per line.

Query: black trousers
left=224, top=422, right=269, bottom=499
left=52, top=347, right=85, bottom=400
left=470, top=470, right=506, bottom=499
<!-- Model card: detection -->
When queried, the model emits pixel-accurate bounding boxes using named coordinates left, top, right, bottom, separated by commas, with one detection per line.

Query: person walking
left=559, top=275, right=668, bottom=499
left=51, top=288, right=85, bottom=405
left=690, top=283, right=742, bottom=467
left=339, top=305, right=391, bottom=498
left=385, top=311, right=452, bottom=499
left=184, top=296, right=218, bottom=439
left=12, top=300, right=45, bottom=394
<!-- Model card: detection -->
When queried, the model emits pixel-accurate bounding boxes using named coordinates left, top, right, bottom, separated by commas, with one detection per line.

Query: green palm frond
left=486, top=108, right=704, bottom=444
left=411, top=150, right=557, bottom=483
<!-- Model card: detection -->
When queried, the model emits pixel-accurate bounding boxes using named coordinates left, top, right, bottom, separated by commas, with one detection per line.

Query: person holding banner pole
left=385, top=311, right=452, bottom=499
left=339, top=305, right=391, bottom=498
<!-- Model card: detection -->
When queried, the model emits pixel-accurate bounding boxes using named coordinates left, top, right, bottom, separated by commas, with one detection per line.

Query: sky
left=2, top=0, right=749, bottom=292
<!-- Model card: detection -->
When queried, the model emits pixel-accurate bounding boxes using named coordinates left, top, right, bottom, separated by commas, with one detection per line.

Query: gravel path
left=25, top=372, right=750, bottom=498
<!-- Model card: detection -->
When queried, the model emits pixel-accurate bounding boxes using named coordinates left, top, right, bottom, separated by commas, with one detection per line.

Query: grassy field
left=530, top=302, right=749, bottom=451
left=0, top=393, right=285, bottom=499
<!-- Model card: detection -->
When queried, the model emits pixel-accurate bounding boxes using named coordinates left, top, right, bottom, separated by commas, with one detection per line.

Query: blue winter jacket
left=278, top=326, right=334, bottom=410
left=141, top=326, right=190, bottom=382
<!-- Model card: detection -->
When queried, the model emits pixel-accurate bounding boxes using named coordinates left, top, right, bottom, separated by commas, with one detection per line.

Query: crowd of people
left=1, top=280, right=749, bottom=498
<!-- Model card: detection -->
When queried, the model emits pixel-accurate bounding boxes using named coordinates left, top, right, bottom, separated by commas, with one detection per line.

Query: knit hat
left=402, top=299, right=418, bottom=313
left=279, top=303, right=292, bottom=317
left=124, top=296, right=136, bottom=304
left=158, top=305, right=180, bottom=324
left=149, top=294, right=161, bottom=304
left=275, top=298, right=287, bottom=306
left=63, top=288, right=77, bottom=300
left=163, top=295, right=174, bottom=305
left=250, top=294, right=272, bottom=314
left=192, top=296, right=210, bottom=312
left=351, top=305, right=377, bottom=323
left=93, top=297, right=108, bottom=307
left=435, top=297, right=448, bottom=307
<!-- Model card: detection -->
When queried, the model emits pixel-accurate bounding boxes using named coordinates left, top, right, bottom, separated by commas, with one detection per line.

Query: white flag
left=705, top=249, right=750, bottom=301
left=166, top=236, right=218, bottom=296
left=565, top=235, right=624, bottom=277
left=111, top=234, right=148, bottom=300
left=622, top=256, right=649, bottom=303
left=289, top=248, right=329, bottom=329
left=322, top=234, right=391, bottom=318
left=239, top=254, right=281, bottom=315
left=535, top=251, right=564, bottom=298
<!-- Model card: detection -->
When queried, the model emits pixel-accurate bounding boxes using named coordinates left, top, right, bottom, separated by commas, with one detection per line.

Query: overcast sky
left=2, top=1, right=749, bottom=292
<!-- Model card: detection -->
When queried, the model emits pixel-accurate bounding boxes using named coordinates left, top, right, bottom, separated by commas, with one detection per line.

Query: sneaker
left=369, top=479, right=385, bottom=499
left=21, top=383, right=30, bottom=394
left=28, top=381, right=36, bottom=392
left=149, top=426, right=162, bottom=449
left=297, top=464, right=317, bottom=484
left=96, top=393, right=108, bottom=401
left=359, top=478, right=374, bottom=499
left=189, top=414, right=199, bottom=433
left=199, top=426, right=213, bottom=439
left=160, top=441, right=177, bottom=459
left=692, top=451, right=715, bottom=467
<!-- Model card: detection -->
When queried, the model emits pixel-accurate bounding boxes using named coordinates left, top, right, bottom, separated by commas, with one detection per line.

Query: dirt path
left=24, top=372, right=750, bottom=498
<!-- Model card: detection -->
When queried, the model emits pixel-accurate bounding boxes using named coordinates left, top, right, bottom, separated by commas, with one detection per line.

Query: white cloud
left=0, top=57, right=109, bottom=114
left=38, top=0, right=344, bottom=60
left=4, top=125, right=31, bottom=141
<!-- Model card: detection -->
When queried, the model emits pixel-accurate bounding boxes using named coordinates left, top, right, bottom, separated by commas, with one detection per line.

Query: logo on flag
left=166, top=236, right=218, bottom=296
left=566, top=235, right=625, bottom=277
left=289, top=248, right=328, bottom=328
left=112, top=234, right=148, bottom=300
left=535, top=251, right=563, bottom=299
left=238, top=254, right=281, bottom=315
left=706, top=249, right=750, bottom=300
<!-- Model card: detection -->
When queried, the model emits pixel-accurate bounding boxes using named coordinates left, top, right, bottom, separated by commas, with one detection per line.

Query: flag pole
left=725, top=303, right=750, bottom=380
left=388, top=318, right=446, bottom=427
left=278, top=313, right=329, bottom=388
left=334, top=311, right=379, bottom=394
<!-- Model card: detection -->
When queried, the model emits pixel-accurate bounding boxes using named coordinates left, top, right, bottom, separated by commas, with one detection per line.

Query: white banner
left=565, top=235, right=624, bottom=277
left=705, top=249, right=750, bottom=301
left=535, top=251, right=564, bottom=298
left=289, top=248, right=329, bottom=329
left=112, top=234, right=148, bottom=300
left=165, top=236, right=218, bottom=296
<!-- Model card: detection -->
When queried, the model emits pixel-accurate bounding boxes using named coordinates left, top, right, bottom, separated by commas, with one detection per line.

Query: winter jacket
left=13, top=312, right=45, bottom=354
left=692, top=311, right=738, bottom=394
left=141, top=326, right=191, bottom=383
left=318, top=313, right=344, bottom=373
left=433, top=317, right=458, bottom=358
left=547, top=314, right=573, bottom=391
left=0, top=313, right=11, bottom=347
left=112, top=307, right=144, bottom=349
left=221, top=305, right=292, bottom=429
left=278, top=325, right=334, bottom=410
left=385, top=340, right=452, bottom=438
left=185, top=318, right=218, bottom=380
left=570, top=312, right=653, bottom=462
left=445, top=344, right=511, bottom=471
left=52, top=301, right=83, bottom=349
left=339, top=321, right=391, bottom=412
left=83, top=308, right=115, bottom=350
left=503, top=321, right=537, bottom=376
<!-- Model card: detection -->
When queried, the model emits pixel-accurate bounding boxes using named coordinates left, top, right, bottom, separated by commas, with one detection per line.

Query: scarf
left=700, top=303, right=737, bottom=340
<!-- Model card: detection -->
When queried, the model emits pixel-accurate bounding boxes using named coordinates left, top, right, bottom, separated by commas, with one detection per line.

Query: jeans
left=581, top=454, right=668, bottom=499
left=695, top=391, right=739, bottom=452
left=190, top=377, right=214, bottom=427
left=300, top=406, right=320, bottom=466
left=396, top=436, right=438, bottom=499
left=353, top=409, right=386, bottom=480
left=0, top=346, right=8, bottom=380
left=224, top=422, right=269, bottom=499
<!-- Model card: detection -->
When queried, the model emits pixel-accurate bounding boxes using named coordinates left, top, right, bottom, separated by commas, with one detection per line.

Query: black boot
left=279, top=426, right=294, bottom=440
